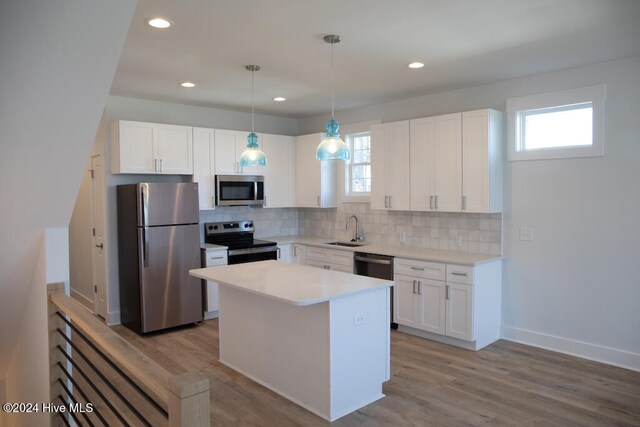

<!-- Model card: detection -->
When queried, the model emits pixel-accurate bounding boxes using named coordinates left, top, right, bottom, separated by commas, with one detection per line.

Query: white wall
left=0, top=0, right=136, bottom=418
left=300, top=56, right=640, bottom=370
left=99, top=96, right=299, bottom=324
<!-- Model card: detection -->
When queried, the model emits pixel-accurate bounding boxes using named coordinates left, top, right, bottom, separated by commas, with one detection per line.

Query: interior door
left=138, top=224, right=202, bottom=332
left=91, top=154, right=107, bottom=318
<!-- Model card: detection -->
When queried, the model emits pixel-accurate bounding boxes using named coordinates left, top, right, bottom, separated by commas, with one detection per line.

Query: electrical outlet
left=519, top=227, right=534, bottom=242
left=353, top=313, right=366, bottom=326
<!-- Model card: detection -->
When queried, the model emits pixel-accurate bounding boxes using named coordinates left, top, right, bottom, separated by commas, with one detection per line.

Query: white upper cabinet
left=410, top=113, right=462, bottom=212
left=192, top=127, right=216, bottom=210
left=294, top=133, right=337, bottom=208
left=370, top=121, right=410, bottom=211
left=214, top=129, right=263, bottom=175
left=409, top=109, right=503, bottom=213
left=262, top=133, right=294, bottom=208
left=462, top=109, right=504, bottom=213
left=111, top=120, right=193, bottom=175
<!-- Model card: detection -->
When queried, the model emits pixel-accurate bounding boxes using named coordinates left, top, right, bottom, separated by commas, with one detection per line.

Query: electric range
left=204, top=220, right=277, bottom=264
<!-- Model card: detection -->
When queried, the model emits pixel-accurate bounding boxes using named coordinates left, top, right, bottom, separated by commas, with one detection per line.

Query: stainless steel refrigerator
left=117, top=182, right=202, bottom=334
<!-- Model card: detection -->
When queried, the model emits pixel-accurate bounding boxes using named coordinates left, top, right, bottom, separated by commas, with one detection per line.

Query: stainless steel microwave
left=215, top=175, right=264, bottom=206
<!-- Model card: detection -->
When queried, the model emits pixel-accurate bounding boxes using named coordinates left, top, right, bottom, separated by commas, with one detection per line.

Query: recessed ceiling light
left=408, top=62, right=425, bottom=69
left=273, top=97, right=286, bottom=102
left=180, top=82, right=196, bottom=88
left=148, top=18, right=171, bottom=29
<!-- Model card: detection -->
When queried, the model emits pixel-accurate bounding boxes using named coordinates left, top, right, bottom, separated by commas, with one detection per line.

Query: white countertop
left=190, top=260, right=392, bottom=306
left=262, top=235, right=501, bottom=265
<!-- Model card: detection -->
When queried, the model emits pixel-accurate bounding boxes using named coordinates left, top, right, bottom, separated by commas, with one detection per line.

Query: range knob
left=213, top=225, right=218, bottom=230
left=248, top=222, right=253, bottom=228
left=208, top=225, right=213, bottom=231
left=244, top=223, right=249, bottom=228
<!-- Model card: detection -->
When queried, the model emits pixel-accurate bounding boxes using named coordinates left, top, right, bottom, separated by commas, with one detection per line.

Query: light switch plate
left=519, top=227, right=534, bottom=242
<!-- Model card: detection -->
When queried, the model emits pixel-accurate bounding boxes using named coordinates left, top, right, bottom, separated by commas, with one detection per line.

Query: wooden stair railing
left=47, top=283, right=210, bottom=426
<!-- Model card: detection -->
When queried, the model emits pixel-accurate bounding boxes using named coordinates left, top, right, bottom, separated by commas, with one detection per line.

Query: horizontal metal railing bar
left=50, top=293, right=170, bottom=409
left=55, top=365, right=107, bottom=427
left=54, top=314, right=168, bottom=419
left=58, top=378, right=99, bottom=427
left=56, top=328, right=157, bottom=425
left=57, top=361, right=125, bottom=426
left=56, top=381, right=95, bottom=427
left=57, top=408, right=72, bottom=427
left=55, top=390, right=83, bottom=427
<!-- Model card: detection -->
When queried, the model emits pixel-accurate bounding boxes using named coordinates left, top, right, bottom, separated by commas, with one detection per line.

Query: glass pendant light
left=316, top=35, right=349, bottom=161
left=239, top=65, right=267, bottom=167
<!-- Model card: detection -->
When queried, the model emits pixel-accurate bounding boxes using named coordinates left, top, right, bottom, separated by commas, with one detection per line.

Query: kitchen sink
left=324, top=241, right=367, bottom=247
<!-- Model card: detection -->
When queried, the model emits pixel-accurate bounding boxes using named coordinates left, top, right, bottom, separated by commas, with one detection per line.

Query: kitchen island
left=189, top=260, right=392, bottom=421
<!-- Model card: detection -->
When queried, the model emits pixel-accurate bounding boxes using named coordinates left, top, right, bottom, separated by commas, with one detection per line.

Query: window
left=507, top=84, right=605, bottom=161
left=345, top=132, right=371, bottom=196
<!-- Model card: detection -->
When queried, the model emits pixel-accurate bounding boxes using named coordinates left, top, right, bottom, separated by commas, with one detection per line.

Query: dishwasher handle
left=354, top=255, right=392, bottom=265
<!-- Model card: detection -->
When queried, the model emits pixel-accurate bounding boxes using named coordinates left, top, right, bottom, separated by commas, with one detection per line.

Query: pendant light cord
left=251, top=69, right=255, bottom=132
left=331, top=41, right=335, bottom=119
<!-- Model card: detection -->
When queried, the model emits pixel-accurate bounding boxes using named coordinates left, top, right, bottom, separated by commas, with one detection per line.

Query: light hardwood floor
left=113, top=319, right=640, bottom=426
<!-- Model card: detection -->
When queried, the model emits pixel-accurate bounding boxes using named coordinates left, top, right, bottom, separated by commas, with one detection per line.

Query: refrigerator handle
left=142, top=227, right=149, bottom=267
left=140, top=183, right=149, bottom=227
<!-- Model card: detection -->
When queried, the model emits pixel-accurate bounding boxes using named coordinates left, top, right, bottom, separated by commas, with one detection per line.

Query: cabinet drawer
left=205, top=251, right=228, bottom=267
left=446, top=264, right=473, bottom=284
left=306, top=247, right=353, bottom=267
left=394, top=258, right=446, bottom=281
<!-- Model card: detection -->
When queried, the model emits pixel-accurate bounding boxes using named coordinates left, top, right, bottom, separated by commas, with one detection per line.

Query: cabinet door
left=433, top=113, right=462, bottom=212
left=294, top=134, right=322, bottom=207
left=370, top=124, right=387, bottom=210
left=156, top=124, right=193, bottom=174
left=263, top=134, right=294, bottom=208
left=417, top=279, right=446, bottom=335
left=445, top=283, right=473, bottom=341
left=115, top=121, right=156, bottom=173
left=462, top=110, right=488, bottom=213
left=277, top=244, right=292, bottom=263
left=393, top=274, right=419, bottom=328
left=385, top=121, right=411, bottom=210
left=192, top=128, right=215, bottom=209
left=206, top=281, right=219, bottom=312
left=410, top=117, right=435, bottom=211
left=214, top=129, right=241, bottom=175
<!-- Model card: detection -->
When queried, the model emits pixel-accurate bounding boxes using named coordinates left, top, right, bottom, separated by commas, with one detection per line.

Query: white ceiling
left=111, top=0, right=640, bottom=118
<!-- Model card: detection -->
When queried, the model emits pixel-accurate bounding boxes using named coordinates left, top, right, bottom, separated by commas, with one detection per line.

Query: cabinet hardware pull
left=277, top=247, right=281, bottom=259
left=384, top=196, right=388, bottom=208
left=462, top=195, right=467, bottom=210
left=159, top=158, right=164, bottom=172
left=208, top=256, right=224, bottom=260
left=236, top=161, right=240, bottom=173
left=389, top=195, right=392, bottom=208
left=446, top=285, right=450, bottom=300
left=154, top=158, right=158, bottom=172
left=412, top=280, right=417, bottom=294
left=451, top=272, right=468, bottom=277
left=293, top=246, right=297, bottom=256
left=435, top=195, right=439, bottom=210
left=430, top=195, right=434, bottom=209
left=417, top=281, right=422, bottom=295
left=410, top=266, right=425, bottom=271
left=95, top=243, right=103, bottom=249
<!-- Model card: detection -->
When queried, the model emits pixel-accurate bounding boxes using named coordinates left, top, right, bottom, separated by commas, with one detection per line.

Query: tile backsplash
left=200, top=203, right=501, bottom=255
left=298, top=203, right=502, bottom=255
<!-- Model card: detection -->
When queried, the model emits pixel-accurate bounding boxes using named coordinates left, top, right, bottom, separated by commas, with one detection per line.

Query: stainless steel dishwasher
left=354, top=252, right=397, bottom=329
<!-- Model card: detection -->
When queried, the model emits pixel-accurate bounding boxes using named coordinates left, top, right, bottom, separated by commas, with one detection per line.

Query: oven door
left=216, top=175, right=264, bottom=206
left=227, top=246, right=277, bottom=265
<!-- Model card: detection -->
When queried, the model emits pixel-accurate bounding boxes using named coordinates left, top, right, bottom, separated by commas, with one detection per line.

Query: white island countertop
left=190, top=260, right=392, bottom=306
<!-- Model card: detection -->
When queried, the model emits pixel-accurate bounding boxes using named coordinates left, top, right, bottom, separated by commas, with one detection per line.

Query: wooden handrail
left=48, top=284, right=210, bottom=426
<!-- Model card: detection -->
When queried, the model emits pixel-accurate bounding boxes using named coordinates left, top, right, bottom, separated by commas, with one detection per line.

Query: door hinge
left=90, top=169, right=94, bottom=179
left=94, top=285, right=97, bottom=293
left=92, top=228, right=96, bottom=236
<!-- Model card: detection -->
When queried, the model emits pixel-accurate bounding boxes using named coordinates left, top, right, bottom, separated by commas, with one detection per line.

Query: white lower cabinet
left=304, top=246, right=354, bottom=273
left=394, top=257, right=500, bottom=350
left=276, top=243, right=292, bottom=263
left=201, top=247, right=228, bottom=319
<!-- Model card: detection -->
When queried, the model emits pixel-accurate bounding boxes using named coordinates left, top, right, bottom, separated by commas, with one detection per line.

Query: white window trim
left=507, top=84, right=606, bottom=161
left=339, top=120, right=380, bottom=203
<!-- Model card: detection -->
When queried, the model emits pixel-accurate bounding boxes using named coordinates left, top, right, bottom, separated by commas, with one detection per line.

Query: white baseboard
left=501, top=325, right=640, bottom=372
left=106, top=310, right=120, bottom=326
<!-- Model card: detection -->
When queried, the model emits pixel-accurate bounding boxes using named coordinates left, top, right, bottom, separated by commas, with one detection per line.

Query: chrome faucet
left=346, top=215, right=363, bottom=242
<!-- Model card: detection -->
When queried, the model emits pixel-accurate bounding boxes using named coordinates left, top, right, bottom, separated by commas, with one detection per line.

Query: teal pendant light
left=240, top=65, right=267, bottom=167
left=316, top=35, right=349, bottom=161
